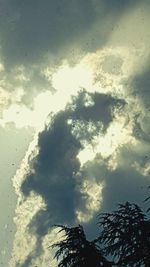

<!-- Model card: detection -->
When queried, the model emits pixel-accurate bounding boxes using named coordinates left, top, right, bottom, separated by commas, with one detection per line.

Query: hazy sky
left=0, top=1, right=150, bottom=267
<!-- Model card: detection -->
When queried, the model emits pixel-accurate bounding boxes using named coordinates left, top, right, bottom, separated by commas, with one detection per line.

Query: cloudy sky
left=0, top=0, right=150, bottom=266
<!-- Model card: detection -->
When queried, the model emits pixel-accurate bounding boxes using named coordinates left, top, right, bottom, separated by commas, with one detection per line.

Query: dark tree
left=52, top=224, right=112, bottom=267
left=144, top=185, right=150, bottom=212
left=98, top=202, right=150, bottom=267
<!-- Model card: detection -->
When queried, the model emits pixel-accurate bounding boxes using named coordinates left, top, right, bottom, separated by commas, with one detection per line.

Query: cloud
left=9, top=91, right=124, bottom=266
left=0, top=0, right=95, bottom=66
left=21, top=91, right=123, bottom=223
left=130, top=61, right=150, bottom=109
left=5, top=1, right=150, bottom=266
left=0, top=0, right=139, bottom=68
left=0, top=0, right=139, bottom=109
left=70, top=91, right=126, bottom=130
left=122, top=56, right=150, bottom=146
left=102, top=150, right=150, bottom=212
left=0, top=63, right=54, bottom=111
left=0, top=0, right=146, bottom=113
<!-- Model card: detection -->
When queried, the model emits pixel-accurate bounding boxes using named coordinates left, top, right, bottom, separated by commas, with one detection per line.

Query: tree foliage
left=52, top=224, right=112, bottom=267
left=51, top=196, right=150, bottom=267
left=98, top=202, right=150, bottom=267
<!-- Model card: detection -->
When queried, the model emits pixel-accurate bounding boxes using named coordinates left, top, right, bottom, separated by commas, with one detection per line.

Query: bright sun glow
left=0, top=91, right=54, bottom=130
left=0, top=45, right=140, bottom=132
left=0, top=60, right=94, bottom=131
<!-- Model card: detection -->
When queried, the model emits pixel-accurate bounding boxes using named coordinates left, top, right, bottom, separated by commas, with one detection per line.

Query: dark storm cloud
left=22, top=110, right=82, bottom=226
left=19, top=110, right=83, bottom=267
left=20, top=91, right=124, bottom=232
left=0, top=0, right=139, bottom=67
left=19, top=91, right=126, bottom=266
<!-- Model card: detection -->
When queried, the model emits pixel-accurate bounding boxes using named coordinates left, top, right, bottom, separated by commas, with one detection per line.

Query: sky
left=0, top=0, right=150, bottom=266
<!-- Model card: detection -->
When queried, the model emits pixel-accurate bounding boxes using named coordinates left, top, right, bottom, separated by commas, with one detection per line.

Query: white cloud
left=76, top=180, right=104, bottom=223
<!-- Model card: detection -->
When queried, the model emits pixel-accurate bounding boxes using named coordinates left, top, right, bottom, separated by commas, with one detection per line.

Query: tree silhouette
left=52, top=224, right=112, bottom=267
left=144, top=185, right=150, bottom=212
left=98, top=202, right=150, bottom=267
